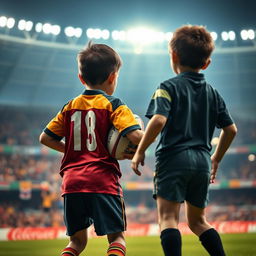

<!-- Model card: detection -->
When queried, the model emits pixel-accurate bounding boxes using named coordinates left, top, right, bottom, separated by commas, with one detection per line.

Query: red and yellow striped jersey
left=44, top=89, right=140, bottom=196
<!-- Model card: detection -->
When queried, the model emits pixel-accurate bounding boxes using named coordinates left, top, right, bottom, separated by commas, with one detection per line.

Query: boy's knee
left=187, top=217, right=210, bottom=235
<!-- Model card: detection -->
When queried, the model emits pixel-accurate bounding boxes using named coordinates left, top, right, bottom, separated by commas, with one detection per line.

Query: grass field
left=0, top=233, right=256, bottom=256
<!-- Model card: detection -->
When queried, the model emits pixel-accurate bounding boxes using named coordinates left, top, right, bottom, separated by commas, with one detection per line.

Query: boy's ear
left=201, top=59, right=211, bottom=70
left=171, top=51, right=179, bottom=64
left=108, top=72, right=117, bottom=84
left=78, top=73, right=86, bottom=84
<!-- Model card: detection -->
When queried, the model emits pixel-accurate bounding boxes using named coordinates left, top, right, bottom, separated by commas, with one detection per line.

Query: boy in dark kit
left=131, top=25, right=237, bottom=256
left=39, top=42, right=143, bottom=256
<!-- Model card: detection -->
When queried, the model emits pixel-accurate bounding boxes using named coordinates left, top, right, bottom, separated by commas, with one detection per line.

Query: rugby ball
left=107, top=114, right=144, bottom=160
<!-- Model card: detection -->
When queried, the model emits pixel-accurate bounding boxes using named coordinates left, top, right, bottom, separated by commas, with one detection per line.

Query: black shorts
left=154, top=149, right=211, bottom=208
left=63, top=193, right=126, bottom=236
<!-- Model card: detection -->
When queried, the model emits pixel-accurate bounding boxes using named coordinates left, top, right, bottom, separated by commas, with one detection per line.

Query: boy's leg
left=106, top=232, right=126, bottom=256
left=157, top=196, right=182, bottom=256
left=61, top=228, right=88, bottom=256
left=186, top=201, right=226, bottom=256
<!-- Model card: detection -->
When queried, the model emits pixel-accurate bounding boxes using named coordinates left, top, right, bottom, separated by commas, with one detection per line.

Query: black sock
left=199, top=228, right=226, bottom=256
left=160, top=228, right=181, bottom=256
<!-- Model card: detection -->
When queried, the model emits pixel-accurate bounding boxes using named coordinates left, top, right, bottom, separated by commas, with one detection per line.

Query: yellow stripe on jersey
left=62, top=94, right=113, bottom=113
left=46, top=94, right=114, bottom=137
left=111, top=105, right=139, bottom=133
left=153, top=89, right=171, bottom=102
left=46, top=111, right=65, bottom=137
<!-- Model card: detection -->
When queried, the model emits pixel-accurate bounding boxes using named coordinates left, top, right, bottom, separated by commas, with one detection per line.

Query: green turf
left=0, top=233, right=255, bottom=256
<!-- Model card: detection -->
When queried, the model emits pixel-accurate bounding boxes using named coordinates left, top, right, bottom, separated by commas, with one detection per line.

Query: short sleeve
left=110, top=105, right=140, bottom=136
left=44, top=111, right=65, bottom=140
left=145, top=83, right=172, bottom=119
left=216, top=91, right=234, bottom=128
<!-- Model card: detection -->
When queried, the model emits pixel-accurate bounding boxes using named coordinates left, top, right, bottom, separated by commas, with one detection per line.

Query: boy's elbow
left=223, top=124, right=237, bottom=137
left=39, top=132, right=47, bottom=144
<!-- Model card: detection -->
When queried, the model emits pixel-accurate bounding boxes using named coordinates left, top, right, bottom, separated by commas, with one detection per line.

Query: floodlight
left=247, top=29, right=255, bottom=40
left=112, top=30, right=119, bottom=40
left=65, top=26, right=74, bottom=37
left=74, top=28, right=82, bottom=38
left=101, top=29, right=110, bottom=40
left=86, top=28, right=94, bottom=38
left=18, top=19, right=26, bottom=30
left=221, top=31, right=229, bottom=41
left=0, top=16, right=7, bottom=27
left=119, top=30, right=126, bottom=40
left=240, top=30, right=248, bottom=40
left=42, top=23, right=52, bottom=34
left=51, top=25, right=61, bottom=36
left=35, top=23, right=43, bottom=33
left=25, top=21, right=33, bottom=32
left=228, top=31, right=236, bottom=41
left=210, top=31, right=218, bottom=41
left=6, top=17, right=15, bottom=29
left=111, top=30, right=126, bottom=40
left=94, top=29, right=101, bottom=39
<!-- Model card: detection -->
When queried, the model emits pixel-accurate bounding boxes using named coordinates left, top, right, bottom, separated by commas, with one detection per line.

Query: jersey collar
left=82, top=89, right=106, bottom=95
left=178, top=71, right=205, bottom=80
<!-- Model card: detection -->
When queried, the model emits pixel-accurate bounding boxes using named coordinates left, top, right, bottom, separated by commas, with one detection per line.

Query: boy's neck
left=177, top=65, right=200, bottom=74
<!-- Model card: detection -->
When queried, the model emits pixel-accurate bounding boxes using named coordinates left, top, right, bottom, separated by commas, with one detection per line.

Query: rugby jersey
left=44, top=89, right=140, bottom=196
left=146, top=72, right=234, bottom=160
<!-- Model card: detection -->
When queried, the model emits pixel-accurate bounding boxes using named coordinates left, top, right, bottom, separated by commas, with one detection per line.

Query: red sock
left=61, top=247, right=79, bottom=256
left=107, top=242, right=126, bottom=256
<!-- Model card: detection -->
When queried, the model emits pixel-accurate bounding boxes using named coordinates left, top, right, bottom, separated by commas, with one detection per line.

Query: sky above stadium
left=0, top=0, right=255, bottom=32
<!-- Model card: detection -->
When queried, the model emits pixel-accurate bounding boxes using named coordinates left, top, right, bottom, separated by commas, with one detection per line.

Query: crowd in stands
left=0, top=106, right=255, bottom=228
left=0, top=189, right=255, bottom=228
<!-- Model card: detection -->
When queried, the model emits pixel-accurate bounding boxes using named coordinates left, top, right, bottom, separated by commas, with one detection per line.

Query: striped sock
left=107, top=242, right=126, bottom=256
left=61, top=247, right=79, bottom=256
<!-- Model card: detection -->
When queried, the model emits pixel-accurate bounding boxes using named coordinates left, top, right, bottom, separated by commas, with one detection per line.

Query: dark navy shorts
left=63, top=193, right=126, bottom=236
left=154, top=149, right=211, bottom=208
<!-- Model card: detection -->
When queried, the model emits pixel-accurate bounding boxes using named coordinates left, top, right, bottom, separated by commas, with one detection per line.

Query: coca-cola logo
left=7, top=227, right=59, bottom=240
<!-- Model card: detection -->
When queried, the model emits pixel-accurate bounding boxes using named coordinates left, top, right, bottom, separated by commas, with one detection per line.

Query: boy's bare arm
left=210, top=124, right=237, bottom=183
left=39, top=132, right=65, bottom=153
left=131, top=114, right=167, bottom=175
left=126, top=129, right=144, bottom=145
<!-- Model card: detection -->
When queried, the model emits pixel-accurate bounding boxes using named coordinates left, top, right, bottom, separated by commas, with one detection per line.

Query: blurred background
left=0, top=0, right=255, bottom=233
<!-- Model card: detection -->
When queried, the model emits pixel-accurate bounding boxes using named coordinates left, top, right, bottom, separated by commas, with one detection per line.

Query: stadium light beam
left=165, top=32, right=173, bottom=41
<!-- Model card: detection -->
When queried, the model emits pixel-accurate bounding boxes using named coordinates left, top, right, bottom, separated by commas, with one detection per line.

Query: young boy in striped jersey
left=40, top=42, right=143, bottom=256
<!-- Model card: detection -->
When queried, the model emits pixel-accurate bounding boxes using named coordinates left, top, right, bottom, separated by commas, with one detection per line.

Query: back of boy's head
left=77, top=41, right=122, bottom=86
left=170, top=25, right=214, bottom=69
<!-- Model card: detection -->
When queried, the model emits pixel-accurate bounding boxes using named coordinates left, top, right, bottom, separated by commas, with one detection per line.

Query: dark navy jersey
left=146, top=72, right=234, bottom=158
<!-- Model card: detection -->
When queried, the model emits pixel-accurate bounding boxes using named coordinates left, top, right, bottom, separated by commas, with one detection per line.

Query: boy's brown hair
left=170, top=25, right=214, bottom=69
left=77, top=41, right=122, bottom=86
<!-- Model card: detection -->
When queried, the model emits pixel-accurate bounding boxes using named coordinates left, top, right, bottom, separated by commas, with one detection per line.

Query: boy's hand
left=210, top=156, right=219, bottom=183
left=131, top=151, right=145, bottom=176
